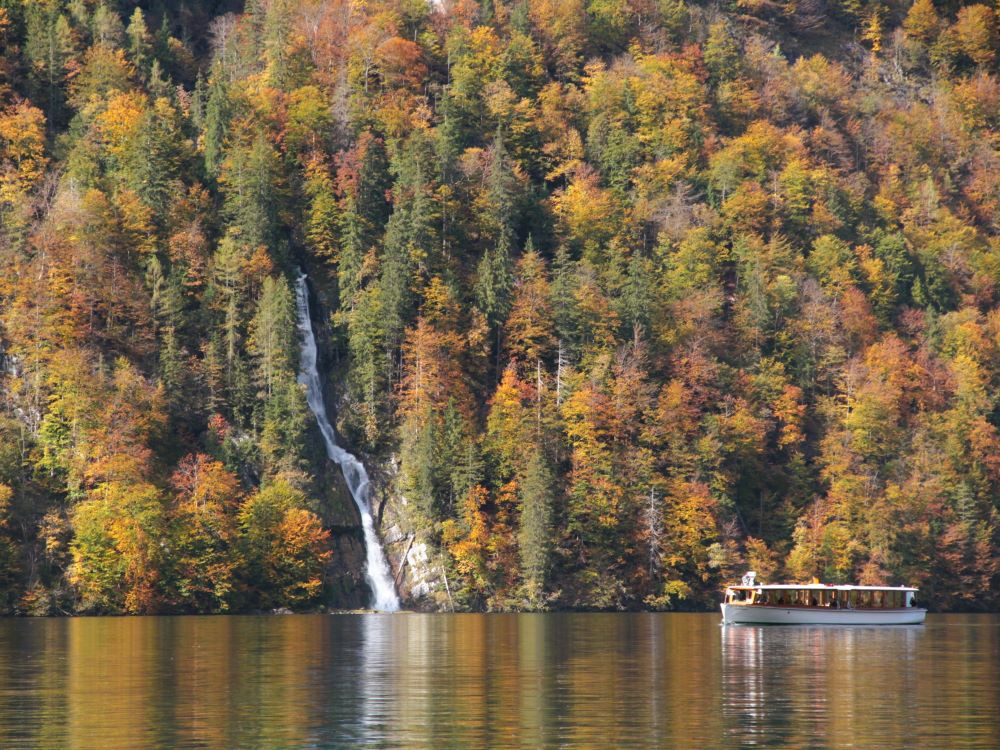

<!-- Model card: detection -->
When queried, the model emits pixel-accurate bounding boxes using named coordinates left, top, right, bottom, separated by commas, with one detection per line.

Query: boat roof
left=726, top=584, right=918, bottom=592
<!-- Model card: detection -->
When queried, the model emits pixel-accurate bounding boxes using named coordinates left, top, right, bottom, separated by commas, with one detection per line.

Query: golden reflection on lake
left=0, top=613, right=994, bottom=748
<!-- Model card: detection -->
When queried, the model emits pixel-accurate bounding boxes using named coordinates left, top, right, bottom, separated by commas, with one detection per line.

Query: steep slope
left=0, top=0, right=997, bottom=613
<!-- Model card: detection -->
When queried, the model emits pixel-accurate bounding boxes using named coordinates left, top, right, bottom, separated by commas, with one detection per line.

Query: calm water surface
left=0, top=613, right=995, bottom=748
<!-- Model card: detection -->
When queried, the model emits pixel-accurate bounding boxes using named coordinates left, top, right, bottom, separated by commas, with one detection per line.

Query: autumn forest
left=0, top=0, right=998, bottom=614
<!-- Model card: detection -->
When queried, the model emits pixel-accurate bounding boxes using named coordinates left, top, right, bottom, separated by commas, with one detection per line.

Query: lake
left=0, top=613, right=994, bottom=748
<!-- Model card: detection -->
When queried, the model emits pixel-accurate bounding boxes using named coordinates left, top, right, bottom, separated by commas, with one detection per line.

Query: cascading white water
left=294, top=274, right=401, bottom=612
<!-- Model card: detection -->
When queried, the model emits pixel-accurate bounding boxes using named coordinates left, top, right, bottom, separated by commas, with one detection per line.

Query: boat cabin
left=724, top=584, right=918, bottom=610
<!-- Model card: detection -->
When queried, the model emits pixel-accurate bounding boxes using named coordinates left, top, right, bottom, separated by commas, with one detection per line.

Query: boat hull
left=721, top=603, right=927, bottom=625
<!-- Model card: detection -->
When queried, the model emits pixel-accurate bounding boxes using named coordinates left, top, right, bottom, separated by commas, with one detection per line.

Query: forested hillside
left=0, top=0, right=998, bottom=614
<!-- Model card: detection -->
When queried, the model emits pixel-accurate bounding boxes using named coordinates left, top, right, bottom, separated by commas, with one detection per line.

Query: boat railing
left=724, top=586, right=917, bottom=610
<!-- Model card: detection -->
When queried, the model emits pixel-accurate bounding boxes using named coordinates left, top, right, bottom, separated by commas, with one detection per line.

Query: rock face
left=368, top=461, right=449, bottom=611
left=309, top=439, right=369, bottom=610
left=326, top=531, right=369, bottom=609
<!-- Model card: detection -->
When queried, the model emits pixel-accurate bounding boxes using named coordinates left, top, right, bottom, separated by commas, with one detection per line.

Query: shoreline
left=1, top=608, right=994, bottom=618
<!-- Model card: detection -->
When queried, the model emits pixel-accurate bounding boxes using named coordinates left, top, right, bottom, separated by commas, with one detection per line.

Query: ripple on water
left=0, top=613, right=994, bottom=749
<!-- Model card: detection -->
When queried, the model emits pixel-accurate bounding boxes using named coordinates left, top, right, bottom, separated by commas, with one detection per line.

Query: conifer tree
left=518, top=449, right=553, bottom=609
left=202, top=64, right=229, bottom=180
left=475, top=130, right=516, bottom=333
left=249, top=276, right=296, bottom=399
left=125, top=7, right=151, bottom=79
left=23, top=0, right=75, bottom=124
left=221, top=129, right=283, bottom=251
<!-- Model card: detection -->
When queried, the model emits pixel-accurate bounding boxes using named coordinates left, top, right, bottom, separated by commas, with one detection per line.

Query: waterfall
left=294, top=274, right=401, bottom=612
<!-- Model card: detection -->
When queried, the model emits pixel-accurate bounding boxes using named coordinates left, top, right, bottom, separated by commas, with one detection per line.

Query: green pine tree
left=518, top=449, right=553, bottom=609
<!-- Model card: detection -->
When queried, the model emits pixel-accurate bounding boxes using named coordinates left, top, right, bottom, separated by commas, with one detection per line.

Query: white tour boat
left=721, top=572, right=927, bottom=625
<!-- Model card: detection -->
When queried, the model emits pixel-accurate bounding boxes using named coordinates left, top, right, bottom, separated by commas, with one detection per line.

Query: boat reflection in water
left=721, top=622, right=924, bottom=748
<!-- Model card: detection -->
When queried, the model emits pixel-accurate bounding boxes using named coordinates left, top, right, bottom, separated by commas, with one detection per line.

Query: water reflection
left=721, top=622, right=995, bottom=749
left=0, top=614, right=994, bottom=748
